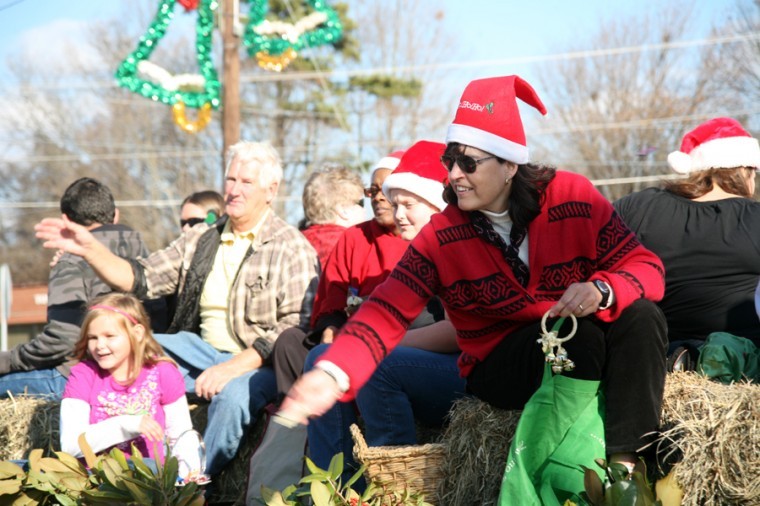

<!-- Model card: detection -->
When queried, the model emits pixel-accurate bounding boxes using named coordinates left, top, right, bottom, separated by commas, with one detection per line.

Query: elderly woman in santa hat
left=302, top=140, right=467, bottom=483
left=615, top=117, right=760, bottom=369
left=281, top=76, right=667, bottom=479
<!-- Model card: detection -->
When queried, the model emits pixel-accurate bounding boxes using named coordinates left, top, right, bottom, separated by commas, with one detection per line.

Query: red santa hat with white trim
left=445, top=75, right=547, bottom=164
left=382, top=140, right=447, bottom=211
left=667, top=117, right=760, bottom=174
left=373, top=149, right=406, bottom=171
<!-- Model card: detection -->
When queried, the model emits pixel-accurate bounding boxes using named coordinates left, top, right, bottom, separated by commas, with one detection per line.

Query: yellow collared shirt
left=199, top=210, right=269, bottom=353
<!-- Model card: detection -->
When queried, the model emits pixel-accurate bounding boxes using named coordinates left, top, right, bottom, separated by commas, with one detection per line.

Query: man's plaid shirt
left=131, top=212, right=319, bottom=360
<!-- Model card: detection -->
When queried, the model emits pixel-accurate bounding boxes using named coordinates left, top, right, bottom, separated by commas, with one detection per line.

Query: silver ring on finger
left=577, top=303, right=584, bottom=312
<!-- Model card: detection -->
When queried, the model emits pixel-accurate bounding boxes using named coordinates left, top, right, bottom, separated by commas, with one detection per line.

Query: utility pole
left=220, top=0, right=241, bottom=178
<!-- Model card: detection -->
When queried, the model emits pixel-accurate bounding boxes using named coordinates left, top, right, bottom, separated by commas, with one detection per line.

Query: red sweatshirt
left=301, top=223, right=348, bottom=270
left=321, top=171, right=665, bottom=399
left=310, top=219, right=408, bottom=329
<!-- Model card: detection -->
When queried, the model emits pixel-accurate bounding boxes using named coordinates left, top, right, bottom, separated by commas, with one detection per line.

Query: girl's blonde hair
left=74, top=293, right=173, bottom=385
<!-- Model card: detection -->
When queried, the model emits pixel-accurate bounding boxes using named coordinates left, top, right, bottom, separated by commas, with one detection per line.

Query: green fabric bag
left=498, top=364, right=606, bottom=506
left=697, top=332, right=760, bottom=383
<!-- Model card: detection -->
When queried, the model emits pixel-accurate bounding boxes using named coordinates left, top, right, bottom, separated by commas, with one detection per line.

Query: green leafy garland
left=243, top=0, right=343, bottom=71
left=115, top=0, right=221, bottom=110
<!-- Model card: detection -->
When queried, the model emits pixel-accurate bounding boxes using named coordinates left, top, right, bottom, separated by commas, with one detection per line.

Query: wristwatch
left=592, top=279, right=611, bottom=310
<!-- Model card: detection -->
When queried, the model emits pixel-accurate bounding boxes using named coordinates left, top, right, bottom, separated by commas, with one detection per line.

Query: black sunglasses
left=441, top=154, right=497, bottom=174
left=363, top=186, right=382, bottom=198
left=180, top=217, right=206, bottom=228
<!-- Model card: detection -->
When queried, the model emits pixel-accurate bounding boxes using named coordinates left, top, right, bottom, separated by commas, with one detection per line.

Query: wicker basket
left=350, top=423, right=445, bottom=502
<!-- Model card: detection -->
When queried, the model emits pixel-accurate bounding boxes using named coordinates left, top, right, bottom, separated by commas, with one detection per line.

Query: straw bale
left=437, top=397, right=522, bottom=506
left=655, top=372, right=760, bottom=506
left=0, top=395, right=60, bottom=460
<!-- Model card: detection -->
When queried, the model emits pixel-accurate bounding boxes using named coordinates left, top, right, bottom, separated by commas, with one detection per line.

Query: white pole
left=0, top=264, right=11, bottom=352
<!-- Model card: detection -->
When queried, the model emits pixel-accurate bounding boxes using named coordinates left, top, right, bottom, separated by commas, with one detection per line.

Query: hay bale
left=655, top=372, right=759, bottom=506
left=0, top=395, right=60, bottom=459
left=437, top=397, right=521, bottom=506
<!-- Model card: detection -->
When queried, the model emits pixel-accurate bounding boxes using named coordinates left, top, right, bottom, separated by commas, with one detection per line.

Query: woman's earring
left=505, top=177, right=512, bottom=185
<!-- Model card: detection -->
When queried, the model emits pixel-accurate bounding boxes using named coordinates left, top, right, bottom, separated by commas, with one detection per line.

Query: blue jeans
left=305, top=344, right=466, bottom=483
left=155, top=331, right=277, bottom=475
left=0, top=368, right=67, bottom=399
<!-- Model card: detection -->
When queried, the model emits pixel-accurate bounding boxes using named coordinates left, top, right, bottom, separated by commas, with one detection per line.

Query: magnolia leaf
left=39, top=457, right=75, bottom=474
left=309, top=480, right=332, bottom=506
left=162, top=455, right=180, bottom=491
left=581, top=465, right=605, bottom=505
left=655, top=470, right=683, bottom=506
left=122, top=479, right=152, bottom=504
left=131, top=455, right=156, bottom=481
left=59, top=474, right=92, bottom=493
left=327, top=452, right=343, bottom=482
left=261, top=488, right=292, bottom=506
left=176, top=483, right=205, bottom=506
left=28, top=449, right=43, bottom=474
left=0, top=477, right=22, bottom=495
left=101, top=459, right=129, bottom=491
left=304, top=456, right=321, bottom=475
left=55, top=452, right=89, bottom=476
left=608, top=479, right=638, bottom=505
left=631, top=471, right=657, bottom=503
left=122, top=473, right=161, bottom=493
left=108, top=449, right=130, bottom=472
left=344, top=465, right=366, bottom=492
left=82, top=489, right=134, bottom=503
left=53, top=492, right=79, bottom=506
left=9, top=489, right=45, bottom=506
left=26, top=469, right=54, bottom=488
left=0, top=461, right=25, bottom=479
left=361, top=482, right=380, bottom=502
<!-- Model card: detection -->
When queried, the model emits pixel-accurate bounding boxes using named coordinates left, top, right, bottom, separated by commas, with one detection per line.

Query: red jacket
left=301, top=223, right=348, bottom=270
left=321, top=171, right=665, bottom=398
left=310, top=219, right=407, bottom=329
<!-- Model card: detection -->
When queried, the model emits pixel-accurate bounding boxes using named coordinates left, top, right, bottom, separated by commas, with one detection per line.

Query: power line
left=239, top=32, right=760, bottom=83
left=3, top=32, right=757, bottom=92
left=3, top=109, right=757, bottom=164
left=0, top=174, right=683, bottom=211
left=0, top=195, right=303, bottom=210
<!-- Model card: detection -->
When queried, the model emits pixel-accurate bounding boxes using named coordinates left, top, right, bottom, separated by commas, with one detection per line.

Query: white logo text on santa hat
left=459, top=100, right=494, bottom=114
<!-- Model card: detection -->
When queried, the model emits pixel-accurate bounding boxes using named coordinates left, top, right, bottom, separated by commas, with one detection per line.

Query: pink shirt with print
left=63, top=360, right=185, bottom=460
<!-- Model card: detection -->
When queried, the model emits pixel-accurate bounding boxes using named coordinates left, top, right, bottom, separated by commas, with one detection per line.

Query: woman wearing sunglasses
left=280, top=75, right=668, bottom=480
left=300, top=140, right=466, bottom=487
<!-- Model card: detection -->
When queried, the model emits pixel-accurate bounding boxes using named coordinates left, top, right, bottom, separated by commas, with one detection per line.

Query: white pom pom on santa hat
left=374, top=150, right=406, bottom=171
left=668, top=117, right=760, bottom=174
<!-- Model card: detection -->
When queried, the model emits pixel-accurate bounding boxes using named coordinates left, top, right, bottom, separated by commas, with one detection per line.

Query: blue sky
left=0, top=0, right=733, bottom=83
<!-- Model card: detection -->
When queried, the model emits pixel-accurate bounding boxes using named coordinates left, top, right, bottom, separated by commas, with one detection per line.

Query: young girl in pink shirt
left=60, top=293, right=201, bottom=478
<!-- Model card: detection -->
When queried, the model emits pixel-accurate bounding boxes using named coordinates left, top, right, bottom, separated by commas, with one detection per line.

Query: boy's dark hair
left=60, top=177, right=116, bottom=226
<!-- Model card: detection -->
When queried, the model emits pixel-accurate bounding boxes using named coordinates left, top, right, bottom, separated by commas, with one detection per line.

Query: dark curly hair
left=442, top=143, right=556, bottom=231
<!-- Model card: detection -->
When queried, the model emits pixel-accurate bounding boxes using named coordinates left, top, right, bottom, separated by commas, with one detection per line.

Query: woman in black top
left=615, top=117, right=760, bottom=361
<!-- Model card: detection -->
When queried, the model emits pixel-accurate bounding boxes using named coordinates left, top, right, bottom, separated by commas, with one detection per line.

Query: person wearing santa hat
left=301, top=141, right=466, bottom=485
left=247, top=151, right=409, bottom=502
left=615, top=117, right=760, bottom=370
left=270, top=150, right=408, bottom=400
left=280, top=76, right=667, bottom=483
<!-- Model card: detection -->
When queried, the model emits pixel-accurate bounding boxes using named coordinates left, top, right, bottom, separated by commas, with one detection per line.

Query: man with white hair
left=35, top=141, right=319, bottom=476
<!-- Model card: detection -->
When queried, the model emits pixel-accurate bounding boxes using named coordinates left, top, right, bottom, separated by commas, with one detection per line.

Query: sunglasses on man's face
left=180, top=217, right=206, bottom=228
left=440, top=154, right=497, bottom=174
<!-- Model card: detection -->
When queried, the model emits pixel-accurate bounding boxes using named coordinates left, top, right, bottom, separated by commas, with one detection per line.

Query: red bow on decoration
left=177, top=0, right=199, bottom=11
